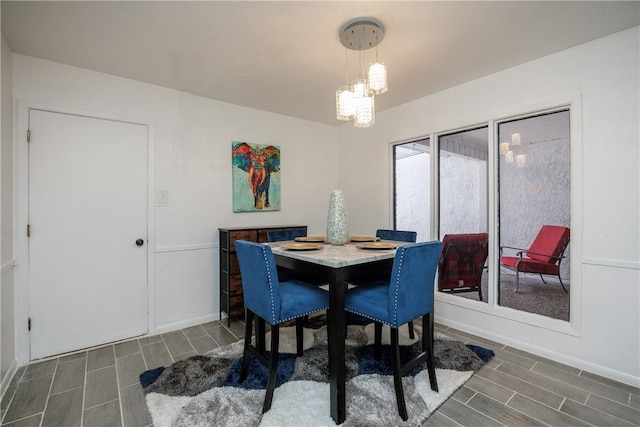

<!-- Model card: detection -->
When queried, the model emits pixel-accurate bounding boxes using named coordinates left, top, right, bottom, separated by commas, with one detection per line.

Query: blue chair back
left=376, top=229, right=417, bottom=243
left=235, top=240, right=282, bottom=324
left=388, top=241, right=442, bottom=327
left=267, top=229, right=307, bottom=242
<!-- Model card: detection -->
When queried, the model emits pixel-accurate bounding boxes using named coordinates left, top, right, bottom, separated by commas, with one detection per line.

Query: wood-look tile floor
left=1, top=319, right=638, bottom=427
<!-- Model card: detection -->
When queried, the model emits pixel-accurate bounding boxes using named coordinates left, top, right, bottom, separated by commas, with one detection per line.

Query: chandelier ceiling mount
left=339, top=18, right=385, bottom=51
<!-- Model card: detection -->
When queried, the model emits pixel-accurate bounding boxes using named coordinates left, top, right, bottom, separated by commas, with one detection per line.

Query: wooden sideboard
left=218, top=225, right=307, bottom=325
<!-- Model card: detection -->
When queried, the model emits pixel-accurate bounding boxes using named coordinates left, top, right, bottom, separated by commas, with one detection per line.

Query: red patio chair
left=500, top=225, right=570, bottom=292
left=437, top=233, right=489, bottom=301
left=408, top=233, right=488, bottom=338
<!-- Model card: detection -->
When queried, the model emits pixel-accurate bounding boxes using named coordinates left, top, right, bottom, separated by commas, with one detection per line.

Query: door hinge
left=27, top=129, right=30, bottom=143
left=27, top=224, right=30, bottom=237
left=28, top=317, right=31, bottom=331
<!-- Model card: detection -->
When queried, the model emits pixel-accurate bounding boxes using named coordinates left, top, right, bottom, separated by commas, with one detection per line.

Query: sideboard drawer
left=229, top=230, right=256, bottom=250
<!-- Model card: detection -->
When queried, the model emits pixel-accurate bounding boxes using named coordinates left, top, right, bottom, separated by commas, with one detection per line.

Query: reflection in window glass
left=498, top=110, right=571, bottom=321
left=394, top=139, right=430, bottom=242
left=438, top=127, right=489, bottom=303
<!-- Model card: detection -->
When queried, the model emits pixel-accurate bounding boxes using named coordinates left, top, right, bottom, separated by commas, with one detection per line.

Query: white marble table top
left=268, top=240, right=409, bottom=268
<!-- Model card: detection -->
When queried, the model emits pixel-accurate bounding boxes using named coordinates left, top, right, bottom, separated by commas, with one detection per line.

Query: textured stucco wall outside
left=396, top=153, right=487, bottom=240
left=499, top=137, right=571, bottom=279
left=395, top=152, right=430, bottom=242
left=440, top=155, right=486, bottom=236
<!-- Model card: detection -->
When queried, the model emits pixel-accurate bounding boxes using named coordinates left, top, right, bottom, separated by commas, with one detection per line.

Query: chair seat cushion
left=278, top=280, right=329, bottom=323
left=344, top=281, right=390, bottom=325
left=500, top=256, right=560, bottom=275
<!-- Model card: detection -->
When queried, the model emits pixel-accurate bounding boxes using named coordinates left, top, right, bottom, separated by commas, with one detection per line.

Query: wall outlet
left=156, top=189, right=170, bottom=207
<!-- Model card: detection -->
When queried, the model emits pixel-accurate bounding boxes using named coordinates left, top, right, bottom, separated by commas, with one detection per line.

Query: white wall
left=339, top=27, right=640, bottom=386
left=12, top=54, right=339, bottom=362
left=1, top=30, right=16, bottom=395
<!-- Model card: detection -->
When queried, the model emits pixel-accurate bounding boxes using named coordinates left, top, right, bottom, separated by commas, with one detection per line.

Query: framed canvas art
left=232, top=141, right=281, bottom=212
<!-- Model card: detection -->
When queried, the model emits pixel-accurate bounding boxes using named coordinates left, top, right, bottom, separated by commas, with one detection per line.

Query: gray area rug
left=141, top=323, right=493, bottom=427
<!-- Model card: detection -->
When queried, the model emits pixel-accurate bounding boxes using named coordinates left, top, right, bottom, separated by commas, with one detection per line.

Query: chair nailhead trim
left=262, top=246, right=277, bottom=324
left=261, top=245, right=328, bottom=325
left=345, top=309, right=389, bottom=327
left=278, top=307, right=329, bottom=324
left=392, top=247, right=405, bottom=327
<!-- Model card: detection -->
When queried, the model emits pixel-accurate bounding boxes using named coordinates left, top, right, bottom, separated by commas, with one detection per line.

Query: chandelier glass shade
left=335, top=18, right=387, bottom=128
left=336, top=86, right=355, bottom=120
left=352, top=79, right=368, bottom=98
left=368, top=62, right=387, bottom=94
left=505, top=150, right=514, bottom=163
left=354, top=95, right=375, bottom=127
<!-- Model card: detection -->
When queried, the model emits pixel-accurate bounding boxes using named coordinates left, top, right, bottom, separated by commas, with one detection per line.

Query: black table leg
left=327, top=273, right=346, bottom=424
left=271, top=253, right=394, bottom=424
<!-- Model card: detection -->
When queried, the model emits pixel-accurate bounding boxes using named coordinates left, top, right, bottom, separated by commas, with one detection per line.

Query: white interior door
left=28, top=109, right=148, bottom=359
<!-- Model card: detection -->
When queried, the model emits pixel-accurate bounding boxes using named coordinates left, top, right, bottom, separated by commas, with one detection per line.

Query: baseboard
left=153, top=313, right=221, bottom=335
left=438, top=317, right=640, bottom=388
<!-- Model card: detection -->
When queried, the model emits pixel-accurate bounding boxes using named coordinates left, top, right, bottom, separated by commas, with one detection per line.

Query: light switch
left=157, top=189, right=170, bottom=207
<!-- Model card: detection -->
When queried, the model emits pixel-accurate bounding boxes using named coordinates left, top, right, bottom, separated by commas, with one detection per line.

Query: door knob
left=136, top=239, right=144, bottom=247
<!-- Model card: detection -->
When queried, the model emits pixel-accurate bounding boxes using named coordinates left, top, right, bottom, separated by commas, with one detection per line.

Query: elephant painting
left=232, top=142, right=281, bottom=212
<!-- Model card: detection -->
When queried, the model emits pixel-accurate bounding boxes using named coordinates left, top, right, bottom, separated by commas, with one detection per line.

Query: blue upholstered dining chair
left=376, top=229, right=418, bottom=243
left=266, top=228, right=307, bottom=242
left=234, top=240, right=329, bottom=413
left=375, top=228, right=418, bottom=338
left=344, top=241, right=442, bottom=421
left=266, top=228, right=317, bottom=283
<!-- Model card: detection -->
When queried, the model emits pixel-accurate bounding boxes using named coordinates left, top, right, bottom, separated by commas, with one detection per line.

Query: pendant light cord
left=345, top=48, right=349, bottom=86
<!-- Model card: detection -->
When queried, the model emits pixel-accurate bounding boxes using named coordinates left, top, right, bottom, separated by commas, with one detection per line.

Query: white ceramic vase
left=326, top=190, right=349, bottom=245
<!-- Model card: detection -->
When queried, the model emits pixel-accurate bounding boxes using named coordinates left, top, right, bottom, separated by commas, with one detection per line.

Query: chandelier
left=336, top=18, right=387, bottom=128
left=500, top=133, right=526, bottom=167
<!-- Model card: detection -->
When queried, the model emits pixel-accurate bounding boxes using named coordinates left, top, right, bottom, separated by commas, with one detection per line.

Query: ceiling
left=2, top=1, right=638, bottom=126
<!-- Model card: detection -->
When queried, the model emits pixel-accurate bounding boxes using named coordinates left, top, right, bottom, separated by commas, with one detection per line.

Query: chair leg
left=263, top=324, right=280, bottom=413
left=256, top=316, right=266, bottom=353
left=295, top=317, right=304, bottom=356
left=423, top=313, right=438, bottom=392
left=407, top=321, right=415, bottom=339
left=374, top=322, right=383, bottom=360
left=558, top=274, right=568, bottom=293
left=515, top=270, right=521, bottom=292
left=390, top=328, right=408, bottom=421
left=239, top=310, right=254, bottom=382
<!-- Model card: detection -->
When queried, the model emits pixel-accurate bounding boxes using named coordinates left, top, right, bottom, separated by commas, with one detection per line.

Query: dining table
left=268, top=237, right=409, bottom=424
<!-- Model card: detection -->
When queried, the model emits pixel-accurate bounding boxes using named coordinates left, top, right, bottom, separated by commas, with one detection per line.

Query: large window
left=438, top=127, right=489, bottom=237
left=497, top=110, right=571, bottom=320
left=438, top=127, right=489, bottom=304
left=393, top=108, right=571, bottom=322
left=394, top=138, right=430, bottom=242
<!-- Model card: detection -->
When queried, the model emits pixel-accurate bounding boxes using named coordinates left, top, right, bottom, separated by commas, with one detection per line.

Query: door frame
left=15, top=101, right=156, bottom=363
